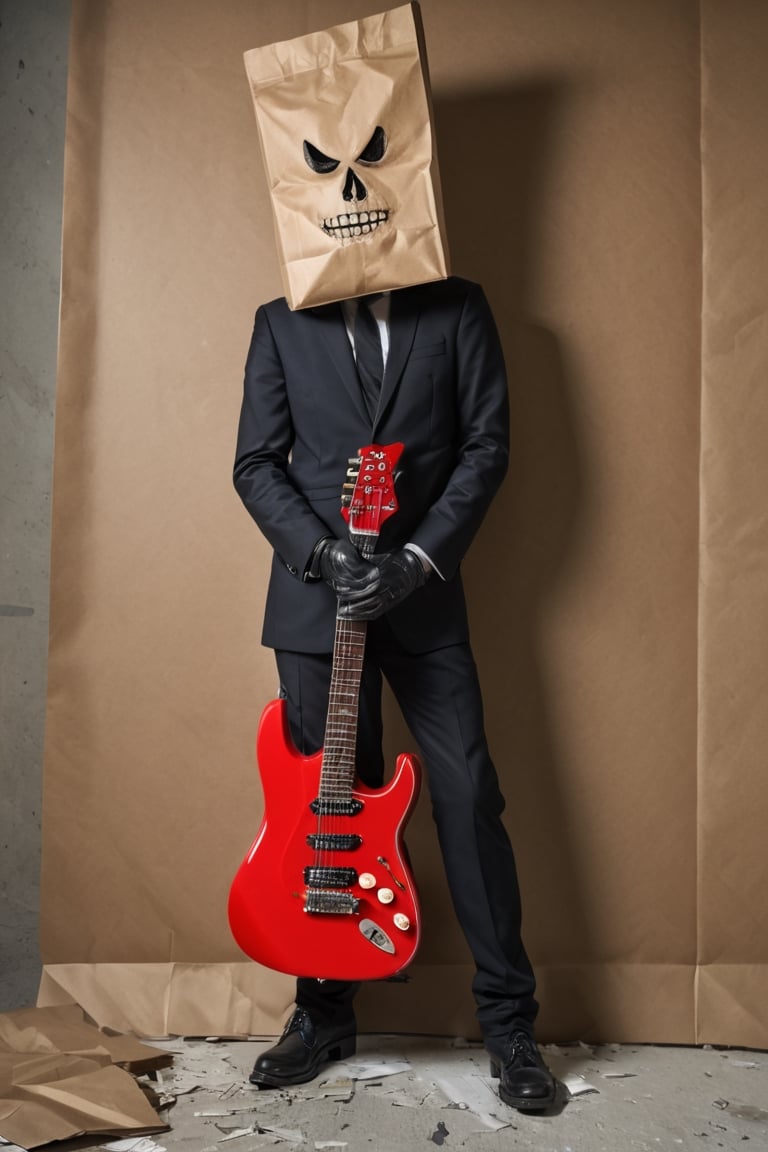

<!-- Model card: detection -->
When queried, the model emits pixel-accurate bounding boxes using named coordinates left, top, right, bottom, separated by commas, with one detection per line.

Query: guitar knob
left=393, top=913, right=410, bottom=931
left=377, top=887, right=394, bottom=904
left=359, top=873, right=376, bottom=889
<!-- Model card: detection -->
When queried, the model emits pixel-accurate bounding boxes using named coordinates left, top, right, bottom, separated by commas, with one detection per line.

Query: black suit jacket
left=234, top=276, right=509, bottom=654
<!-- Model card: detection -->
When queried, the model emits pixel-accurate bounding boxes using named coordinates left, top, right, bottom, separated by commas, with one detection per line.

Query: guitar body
left=228, top=697, right=422, bottom=981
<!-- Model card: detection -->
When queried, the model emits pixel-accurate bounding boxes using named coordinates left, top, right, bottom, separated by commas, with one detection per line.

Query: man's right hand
left=315, top=537, right=379, bottom=597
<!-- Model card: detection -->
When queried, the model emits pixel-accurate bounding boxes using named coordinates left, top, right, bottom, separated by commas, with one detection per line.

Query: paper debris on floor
left=258, top=1126, right=304, bottom=1143
left=102, top=1138, right=168, bottom=1151
left=215, top=1123, right=259, bottom=1142
left=150, top=1041, right=239, bottom=1095
left=330, top=1059, right=411, bottom=1080
left=562, top=1073, right=600, bottom=1096
left=431, top=1073, right=511, bottom=1131
left=0, top=1004, right=171, bottom=1149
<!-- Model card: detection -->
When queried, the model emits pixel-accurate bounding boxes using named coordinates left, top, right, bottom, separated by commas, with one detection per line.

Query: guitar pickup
left=310, top=797, right=364, bottom=816
left=306, top=833, right=362, bottom=851
left=304, top=866, right=357, bottom=888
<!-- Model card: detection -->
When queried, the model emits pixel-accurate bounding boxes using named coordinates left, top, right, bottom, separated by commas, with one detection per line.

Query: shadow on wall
left=383, top=81, right=595, bottom=1038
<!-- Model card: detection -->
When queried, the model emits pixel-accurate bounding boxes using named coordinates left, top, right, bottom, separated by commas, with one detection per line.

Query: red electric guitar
left=228, top=443, right=422, bottom=981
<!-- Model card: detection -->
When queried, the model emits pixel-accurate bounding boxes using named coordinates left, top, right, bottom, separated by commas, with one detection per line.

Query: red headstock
left=341, top=442, right=403, bottom=541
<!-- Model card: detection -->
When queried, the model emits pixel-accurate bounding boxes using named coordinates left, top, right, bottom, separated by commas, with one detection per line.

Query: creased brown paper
left=0, top=1005, right=169, bottom=1149
left=244, top=2, right=449, bottom=308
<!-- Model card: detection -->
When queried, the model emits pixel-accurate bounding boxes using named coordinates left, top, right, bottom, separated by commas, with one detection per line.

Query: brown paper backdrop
left=39, top=0, right=768, bottom=1046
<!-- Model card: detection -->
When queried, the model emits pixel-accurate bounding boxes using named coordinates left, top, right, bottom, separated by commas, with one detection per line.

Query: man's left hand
left=339, top=548, right=428, bottom=620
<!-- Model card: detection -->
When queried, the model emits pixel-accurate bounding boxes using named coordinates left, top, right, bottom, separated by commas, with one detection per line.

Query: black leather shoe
left=249, top=1008, right=356, bottom=1088
left=488, top=1030, right=557, bottom=1111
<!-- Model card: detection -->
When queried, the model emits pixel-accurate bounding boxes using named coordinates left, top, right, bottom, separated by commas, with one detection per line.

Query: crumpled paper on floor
left=0, top=1003, right=171, bottom=1148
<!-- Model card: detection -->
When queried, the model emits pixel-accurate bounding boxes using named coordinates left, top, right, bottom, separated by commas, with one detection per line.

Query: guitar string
left=315, top=526, right=373, bottom=898
left=317, top=616, right=365, bottom=884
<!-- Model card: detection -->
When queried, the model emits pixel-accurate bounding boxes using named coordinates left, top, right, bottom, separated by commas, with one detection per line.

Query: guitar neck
left=319, top=616, right=367, bottom=799
left=318, top=442, right=403, bottom=803
left=318, top=528, right=375, bottom=800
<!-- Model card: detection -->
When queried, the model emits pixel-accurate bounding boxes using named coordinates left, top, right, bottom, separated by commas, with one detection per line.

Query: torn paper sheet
left=102, top=1139, right=168, bottom=1151
left=431, top=1075, right=512, bottom=1131
left=214, top=1124, right=258, bottom=1142
left=194, top=1107, right=256, bottom=1118
left=259, top=1127, right=305, bottom=1144
left=330, top=1060, right=411, bottom=1081
left=562, top=1073, right=600, bottom=1096
left=212, top=1124, right=305, bottom=1145
left=297, top=1077, right=355, bottom=1103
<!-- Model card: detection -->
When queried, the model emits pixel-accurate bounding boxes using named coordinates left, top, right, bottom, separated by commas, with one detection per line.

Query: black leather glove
left=339, top=547, right=428, bottom=620
left=313, top=537, right=379, bottom=597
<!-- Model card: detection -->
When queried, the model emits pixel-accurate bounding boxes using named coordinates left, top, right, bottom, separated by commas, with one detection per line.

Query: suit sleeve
left=233, top=306, right=331, bottom=579
left=408, top=283, right=510, bottom=580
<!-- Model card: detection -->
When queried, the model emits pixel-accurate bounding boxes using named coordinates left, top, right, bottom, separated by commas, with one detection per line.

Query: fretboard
left=318, top=529, right=375, bottom=801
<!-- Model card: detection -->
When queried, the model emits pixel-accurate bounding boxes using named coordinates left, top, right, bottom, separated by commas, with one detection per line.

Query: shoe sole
left=489, top=1057, right=557, bottom=1111
left=249, top=1034, right=357, bottom=1089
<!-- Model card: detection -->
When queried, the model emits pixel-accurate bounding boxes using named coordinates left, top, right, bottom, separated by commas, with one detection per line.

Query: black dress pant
left=275, top=617, right=539, bottom=1043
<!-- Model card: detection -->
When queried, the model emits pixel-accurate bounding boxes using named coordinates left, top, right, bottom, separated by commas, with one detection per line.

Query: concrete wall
left=0, top=0, right=70, bottom=1010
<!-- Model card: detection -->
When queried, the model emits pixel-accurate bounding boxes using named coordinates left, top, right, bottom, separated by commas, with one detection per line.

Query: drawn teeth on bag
left=322, top=208, right=390, bottom=238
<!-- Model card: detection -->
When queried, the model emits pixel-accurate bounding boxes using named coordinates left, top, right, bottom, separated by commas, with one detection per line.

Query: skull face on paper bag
left=303, top=122, right=391, bottom=244
left=244, top=2, right=449, bottom=310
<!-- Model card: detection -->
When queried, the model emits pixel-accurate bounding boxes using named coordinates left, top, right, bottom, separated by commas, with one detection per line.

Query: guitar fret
left=316, top=462, right=397, bottom=809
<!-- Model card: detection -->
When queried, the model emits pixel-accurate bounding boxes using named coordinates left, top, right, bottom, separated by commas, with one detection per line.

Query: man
left=232, top=277, right=557, bottom=1111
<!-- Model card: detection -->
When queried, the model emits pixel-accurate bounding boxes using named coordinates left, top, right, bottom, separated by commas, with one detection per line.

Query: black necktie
left=354, top=297, right=384, bottom=420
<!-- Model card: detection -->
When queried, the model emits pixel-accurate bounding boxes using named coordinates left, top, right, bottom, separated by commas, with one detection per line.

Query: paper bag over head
left=244, top=2, right=450, bottom=309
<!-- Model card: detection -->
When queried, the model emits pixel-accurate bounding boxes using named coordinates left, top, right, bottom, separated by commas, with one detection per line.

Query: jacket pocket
left=409, top=339, right=446, bottom=359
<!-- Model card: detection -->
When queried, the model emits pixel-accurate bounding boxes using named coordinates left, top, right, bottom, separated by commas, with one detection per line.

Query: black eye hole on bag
left=303, top=126, right=387, bottom=174
left=356, top=126, right=387, bottom=165
left=303, top=140, right=340, bottom=174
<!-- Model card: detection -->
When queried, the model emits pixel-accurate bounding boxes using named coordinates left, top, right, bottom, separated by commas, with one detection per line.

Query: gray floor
left=7, top=1034, right=764, bottom=1152
left=147, top=1036, right=768, bottom=1152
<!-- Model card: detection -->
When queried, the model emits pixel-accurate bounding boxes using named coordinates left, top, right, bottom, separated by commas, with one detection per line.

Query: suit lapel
left=374, top=288, right=421, bottom=434
left=311, top=303, right=370, bottom=424
left=310, top=288, right=424, bottom=433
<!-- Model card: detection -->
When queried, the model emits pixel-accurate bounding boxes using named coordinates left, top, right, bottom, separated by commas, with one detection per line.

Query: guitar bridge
left=305, top=890, right=360, bottom=915
left=304, top=866, right=357, bottom=888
